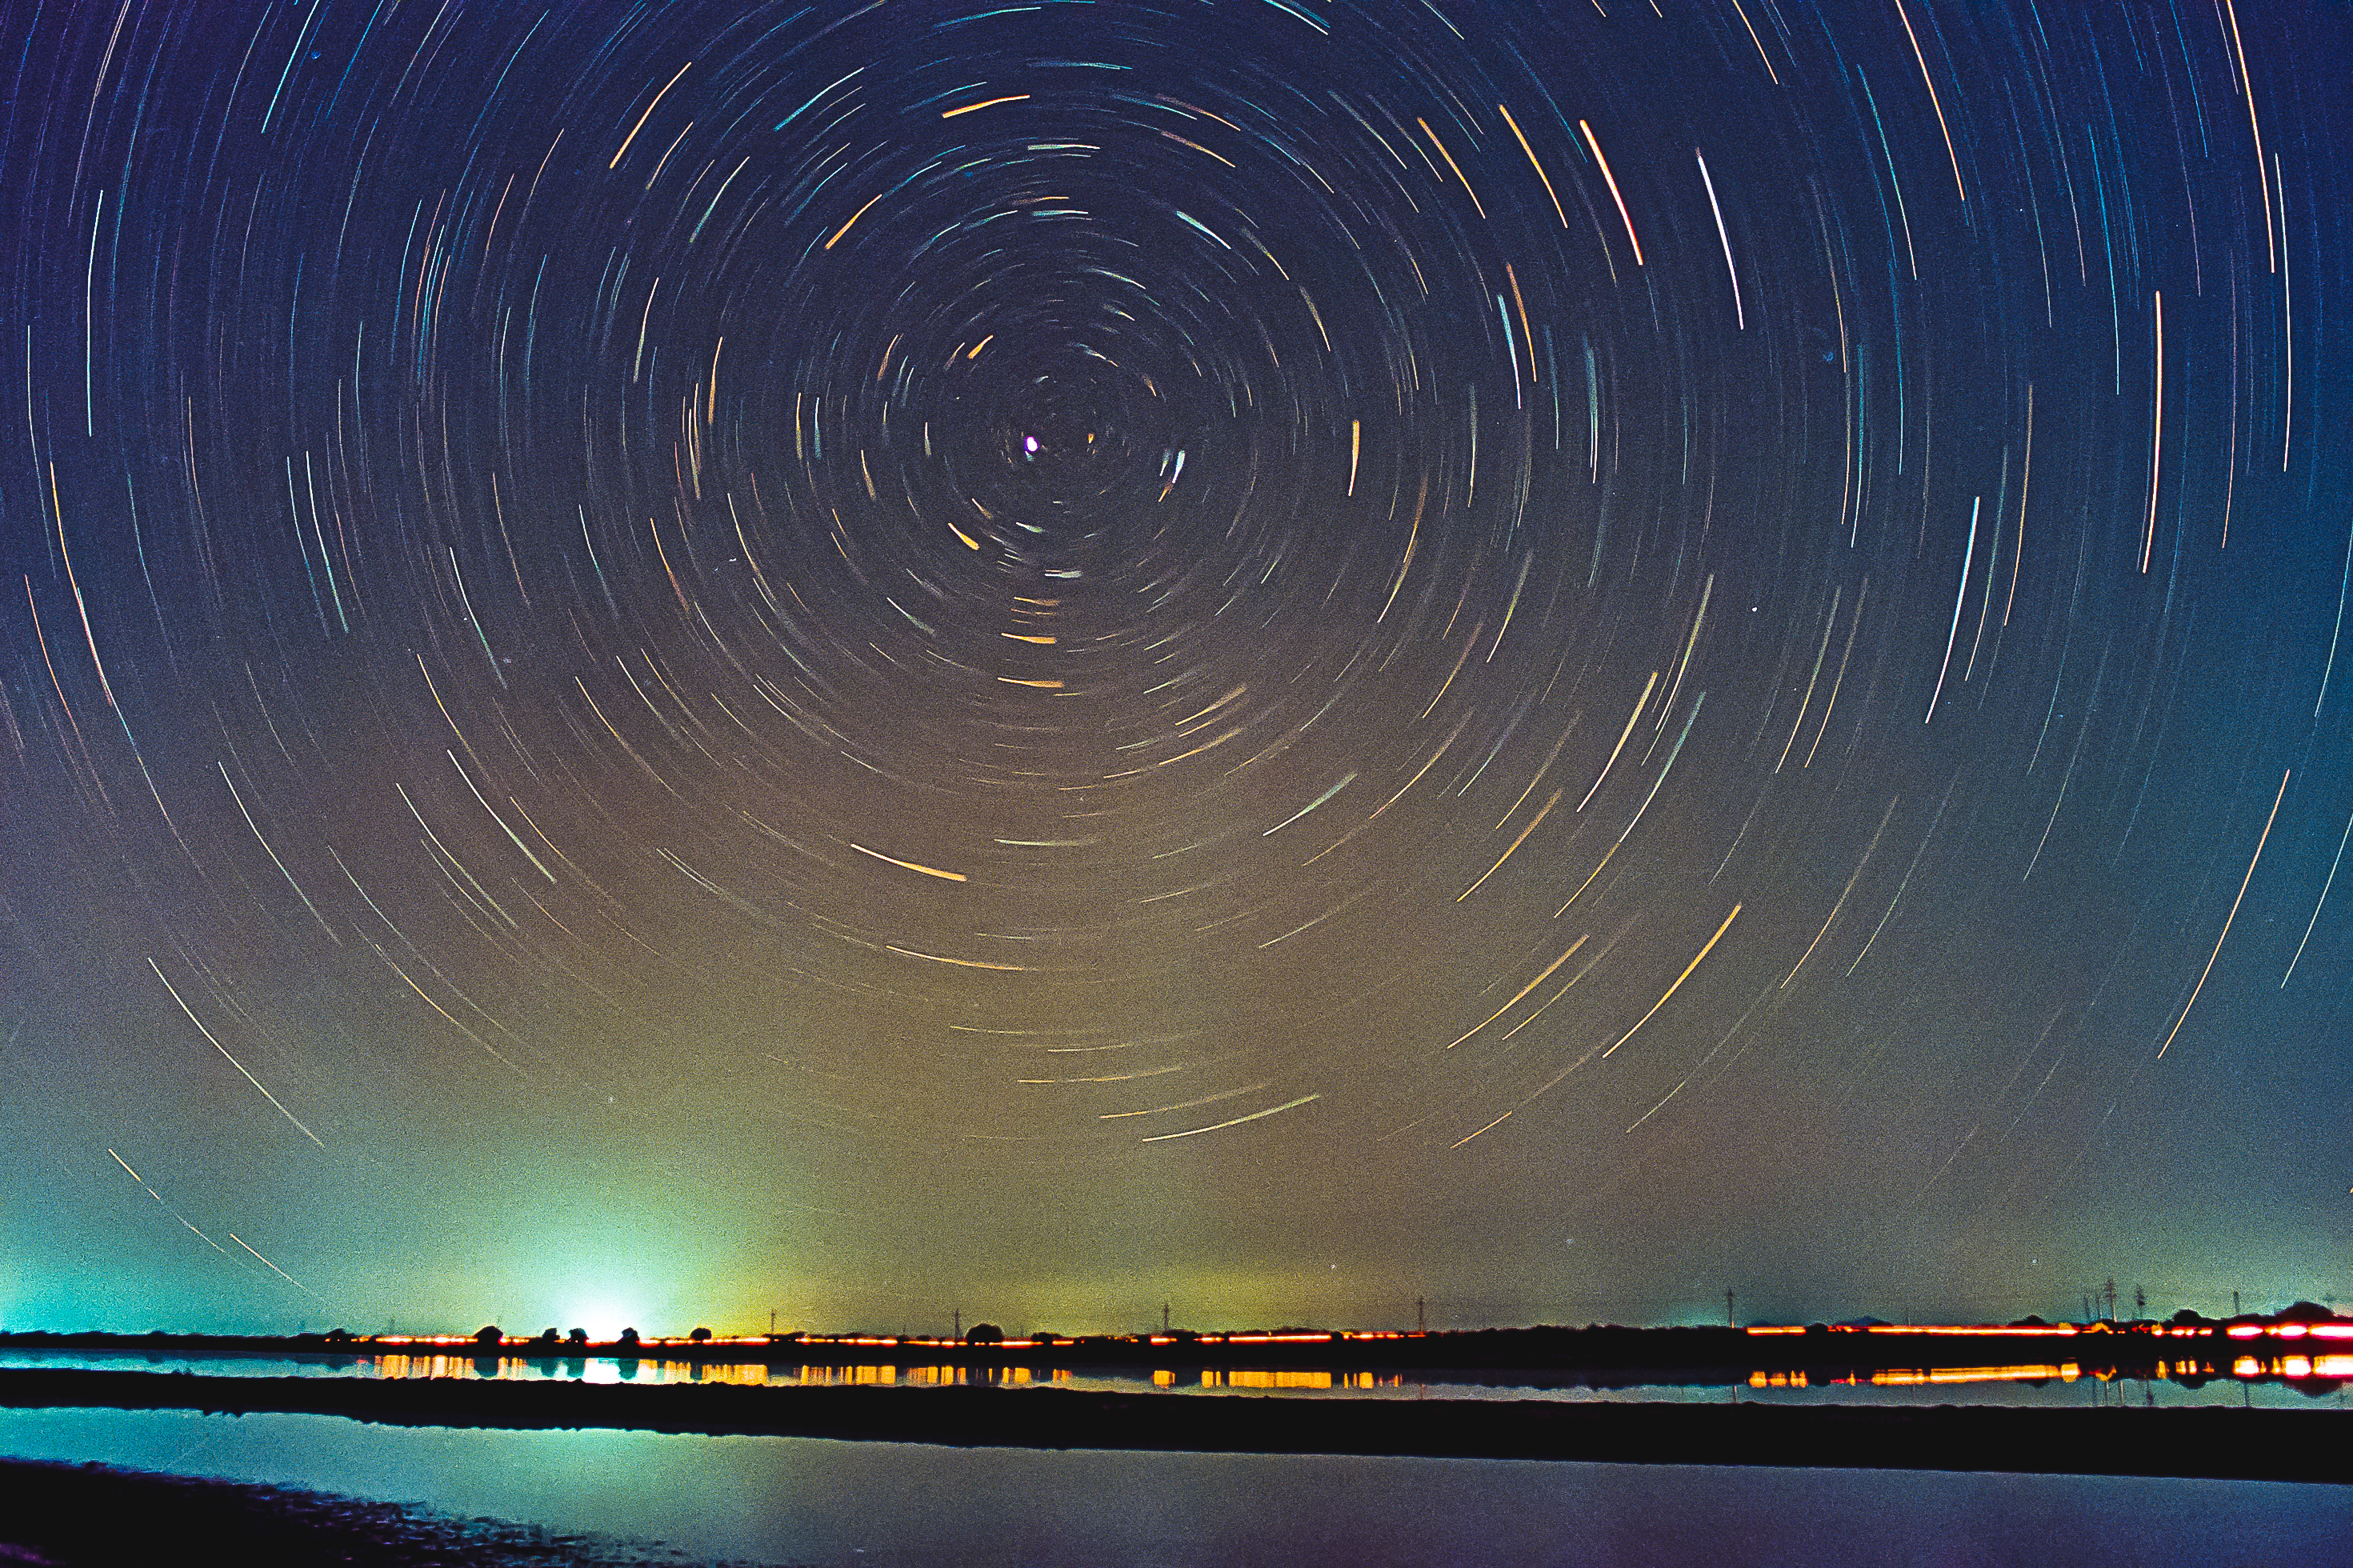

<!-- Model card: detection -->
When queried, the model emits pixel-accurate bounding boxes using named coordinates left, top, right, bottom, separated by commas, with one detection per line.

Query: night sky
left=4, top=0, right=2348, bottom=1339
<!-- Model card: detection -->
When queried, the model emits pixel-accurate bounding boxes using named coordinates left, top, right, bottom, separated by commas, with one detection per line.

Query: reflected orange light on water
left=798, top=1363, right=897, bottom=1386
left=1204, top=1369, right=1335, bottom=1390
left=1864, top=1364, right=2080, bottom=1387
left=1182, top=1369, right=1398, bottom=1390
left=689, top=1362, right=772, bottom=1386
left=2229, top=1354, right=2352, bottom=1379
left=907, top=1365, right=1036, bottom=1386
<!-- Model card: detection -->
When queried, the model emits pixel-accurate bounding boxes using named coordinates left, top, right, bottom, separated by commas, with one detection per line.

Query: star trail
left=3, top=0, right=2348, bottom=1335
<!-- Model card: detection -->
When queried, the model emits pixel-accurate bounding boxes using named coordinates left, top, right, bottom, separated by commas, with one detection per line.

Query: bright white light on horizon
left=558, top=1302, right=647, bottom=1340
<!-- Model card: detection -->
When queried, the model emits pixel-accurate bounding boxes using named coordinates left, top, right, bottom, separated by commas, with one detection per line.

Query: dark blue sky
left=3, top=0, right=2348, bottom=1336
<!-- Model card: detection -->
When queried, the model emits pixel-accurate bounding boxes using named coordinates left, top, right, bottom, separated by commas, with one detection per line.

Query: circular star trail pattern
left=3, top=0, right=2349, bottom=1329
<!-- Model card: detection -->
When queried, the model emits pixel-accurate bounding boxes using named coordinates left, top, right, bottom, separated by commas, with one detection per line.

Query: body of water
left=3, top=1348, right=2346, bottom=1410
left=3, top=1406, right=2349, bottom=1566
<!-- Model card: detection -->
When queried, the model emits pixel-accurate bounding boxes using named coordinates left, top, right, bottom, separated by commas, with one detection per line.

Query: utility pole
left=1162, top=1302, right=1170, bottom=1334
left=1726, top=1289, right=1736, bottom=1329
left=2233, top=1290, right=2242, bottom=1317
left=1416, top=1297, right=1427, bottom=1334
left=2133, top=1284, right=2146, bottom=1320
left=769, top=1308, right=777, bottom=1336
left=2103, top=1278, right=2117, bottom=1321
left=954, top=1306, right=961, bottom=1341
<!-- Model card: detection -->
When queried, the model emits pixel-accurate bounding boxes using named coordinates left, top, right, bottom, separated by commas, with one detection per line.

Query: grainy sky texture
left=3, top=0, right=2348, bottom=1337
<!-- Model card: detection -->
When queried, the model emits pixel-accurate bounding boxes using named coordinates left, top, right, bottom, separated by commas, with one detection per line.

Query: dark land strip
left=2, top=1369, right=2345, bottom=1483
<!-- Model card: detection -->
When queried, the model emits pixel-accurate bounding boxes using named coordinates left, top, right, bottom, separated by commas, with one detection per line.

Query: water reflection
left=4, top=1407, right=2350, bottom=1568
left=5, top=1348, right=2348, bottom=1408
left=1746, top=1357, right=2353, bottom=1391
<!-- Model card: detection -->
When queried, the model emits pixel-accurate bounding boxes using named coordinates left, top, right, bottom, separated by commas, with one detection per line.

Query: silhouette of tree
left=617, top=1326, right=641, bottom=1347
left=566, top=1327, right=588, bottom=1346
left=689, top=1326, right=713, bottom=1344
left=474, top=1325, right=502, bottom=1346
left=966, top=1322, right=1004, bottom=1346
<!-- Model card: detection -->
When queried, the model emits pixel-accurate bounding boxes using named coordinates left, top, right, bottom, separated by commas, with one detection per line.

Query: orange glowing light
left=1861, top=1324, right=2080, bottom=1336
left=1868, top=1364, right=2075, bottom=1386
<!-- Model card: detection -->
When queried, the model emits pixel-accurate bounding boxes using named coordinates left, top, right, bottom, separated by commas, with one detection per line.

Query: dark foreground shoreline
left=0, top=1457, right=768, bottom=1567
left=2, top=1368, right=2345, bottom=1484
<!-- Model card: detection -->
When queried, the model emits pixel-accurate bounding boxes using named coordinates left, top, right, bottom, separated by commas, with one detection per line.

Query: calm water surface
left=2, top=1406, right=2347, bottom=1566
